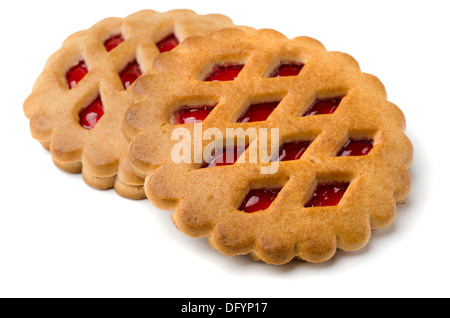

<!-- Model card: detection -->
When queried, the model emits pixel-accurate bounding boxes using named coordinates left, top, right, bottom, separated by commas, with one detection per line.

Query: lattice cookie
left=23, top=9, right=241, bottom=199
left=124, top=28, right=413, bottom=264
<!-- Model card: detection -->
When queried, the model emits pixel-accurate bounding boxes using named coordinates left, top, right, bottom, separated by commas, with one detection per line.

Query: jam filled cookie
left=23, top=9, right=240, bottom=199
left=124, top=28, right=413, bottom=264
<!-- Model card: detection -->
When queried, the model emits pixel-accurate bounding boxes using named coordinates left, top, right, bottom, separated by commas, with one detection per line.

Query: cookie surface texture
left=126, top=28, right=413, bottom=264
left=23, top=9, right=239, bottom=199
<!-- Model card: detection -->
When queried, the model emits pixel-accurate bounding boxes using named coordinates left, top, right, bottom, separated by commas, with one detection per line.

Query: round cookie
left=124, top=28, right=413, bottom=264
left=23, top=9, right=242, bottom=199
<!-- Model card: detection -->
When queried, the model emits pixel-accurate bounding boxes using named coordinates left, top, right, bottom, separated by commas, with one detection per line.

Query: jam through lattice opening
left=156, top=34, right=179, bottom=53
left=237, top=101, right=280, bottom=123
left=201, top=145, right=247, bottom=168
left=66, top=61, right=88, bottom=89
left=337, top=139, right=374, bottom=157
left=305, top=182, right=349, bottom=208
left=271, top=141, right=311, bottom=162
left=119, top=60, right=142, bottom=89
left=104, top=34, right=124, bottom=52
left=204, top=65, right=245, bottom=82
left=174, top=105, right=216, bottom=124
left=79, top=96, right=105, bottom=130
left=270, top=63, right=304, bottom=78
left=239, top=188, right=282, bottom=213
left=303, top=97, right=343, bottom=116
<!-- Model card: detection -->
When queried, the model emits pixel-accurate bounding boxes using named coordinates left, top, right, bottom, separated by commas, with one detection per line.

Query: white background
left=1, top=0, right=449, bottom=298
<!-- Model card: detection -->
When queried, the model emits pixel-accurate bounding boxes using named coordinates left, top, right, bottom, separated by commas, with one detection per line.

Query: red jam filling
left=338, top=139, right=374, bottom=157
left=66, top=61, right=88, bottom=89
left=305, top=182, right=349, bottom=208
left=202, top=146, right=246, bottom=168
left=239, top=188, right=281, bottom=213
left=104, top=34, right=124, bottom=52
left=120, top=61, right=142, bottom=89
left=303, top=97, right=342, bottom=116
left=79, top=97, right=104, bottom=130
left=271, top=63, right=304, bottom=77
left=174, top=105, right=215, bottom=124
left=204, top=65, right=244, bottom=82
left=237, top=102, right=279, bottom=123
left=272, top=141, right=311, bottom=162
left=157, top=34, right=179, bottom=53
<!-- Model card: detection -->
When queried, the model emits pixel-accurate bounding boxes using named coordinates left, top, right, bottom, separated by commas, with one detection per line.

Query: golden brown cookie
left=23, top=9, right=241, bottom=199
left=124, top=28, right=413, bottom=264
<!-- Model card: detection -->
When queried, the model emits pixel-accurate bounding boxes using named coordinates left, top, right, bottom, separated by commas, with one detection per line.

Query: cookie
left=23, top=9, right=241, bottom=199
left=124, top=28, right=413, bottom=264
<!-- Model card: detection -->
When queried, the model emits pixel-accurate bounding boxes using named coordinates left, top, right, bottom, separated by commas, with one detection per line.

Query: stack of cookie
left=23, top=9, right=413, bottom=265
